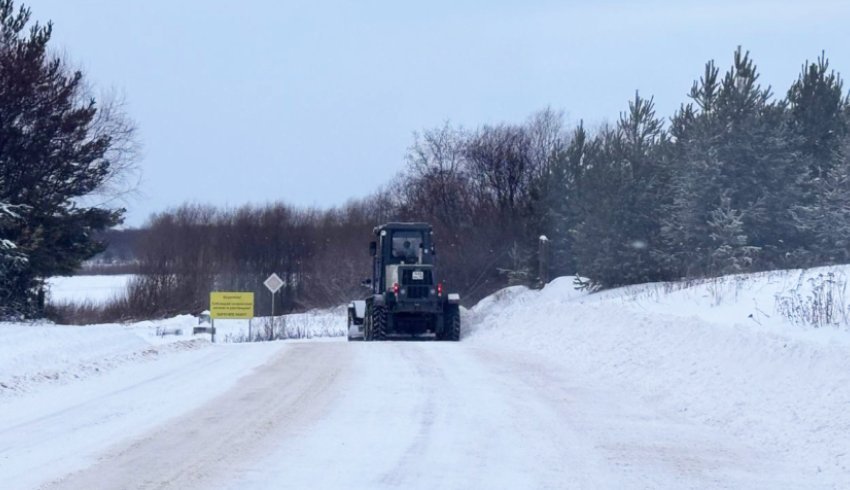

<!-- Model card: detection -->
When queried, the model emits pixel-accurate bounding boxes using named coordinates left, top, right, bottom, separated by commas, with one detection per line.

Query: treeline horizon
left=69, top=46, right=850, bottom=322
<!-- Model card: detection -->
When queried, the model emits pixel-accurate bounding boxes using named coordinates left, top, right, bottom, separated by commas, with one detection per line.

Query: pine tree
left=787, top=53, right=850, bottom=263
left=664, top=48, right=801, bottom=277
left=0, top=202, right=27, bottom=317
left=572, top=93, right=669, bottom=287
left=712, top=48, right=800, bottom=269
left=0, top=203, right=28, bottom=319
left=791, top=142, right=850, bottom=264
left=660, top=102, right=718, bottom=277
left=788, top=52, right=849, bottom=179
left=571, top=127, right=622, bottom=287
left=0, top=1, right=133, bottom=316
left=622, top=93, right=672, bottom=284
left=707, top=195, right=760, bottom=273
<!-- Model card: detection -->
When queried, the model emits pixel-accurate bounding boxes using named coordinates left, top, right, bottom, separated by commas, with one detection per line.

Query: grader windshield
left=390, top=230, right=424, bottom=263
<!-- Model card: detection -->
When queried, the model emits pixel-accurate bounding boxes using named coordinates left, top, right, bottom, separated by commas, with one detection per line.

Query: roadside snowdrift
left=0, top=309, right=344, bottom=398
left=0, top=316, right=203, bottom=397
left=466, top=266, right=850, bottom=484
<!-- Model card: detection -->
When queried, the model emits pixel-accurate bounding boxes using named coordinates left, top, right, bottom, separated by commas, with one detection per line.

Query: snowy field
left=45, top=274, right=135, bottom=304
left=1, top=267, right=849, bottom=488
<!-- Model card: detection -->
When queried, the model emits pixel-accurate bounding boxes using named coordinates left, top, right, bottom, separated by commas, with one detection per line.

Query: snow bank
left=466, top=266, right=850, bottom=485
left=214, top=307, right=347, bottom=341
left=0, top=305, right=344, bottom=398
left=0, top=315, right=202, bottom=397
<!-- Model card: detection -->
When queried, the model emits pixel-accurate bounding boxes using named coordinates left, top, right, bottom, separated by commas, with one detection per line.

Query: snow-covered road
left=6, top=340, right=795, bottom=490
left=4, top=268, right=850, bottom=488
left=0, top=341, right=284, bottom=489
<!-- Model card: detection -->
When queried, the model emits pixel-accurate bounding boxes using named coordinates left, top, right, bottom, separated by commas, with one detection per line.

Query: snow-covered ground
left=0, top=309, right=344, bottom=399
left=45, top=274, right=135, bottom=304
left=465, top=266, right=850, bottom=487
left=0, top=315, right=200, bottom=397
left=2, top=267, right=850, bottom=488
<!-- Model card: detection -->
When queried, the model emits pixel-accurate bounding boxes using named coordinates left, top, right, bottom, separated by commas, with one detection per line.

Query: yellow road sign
left=210, top=292, right=254, bottom=319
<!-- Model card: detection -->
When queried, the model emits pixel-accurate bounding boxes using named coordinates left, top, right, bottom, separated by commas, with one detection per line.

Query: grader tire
left=444, top=305, right=460, bottom=342
left=371, top=305, right=388, bottom=341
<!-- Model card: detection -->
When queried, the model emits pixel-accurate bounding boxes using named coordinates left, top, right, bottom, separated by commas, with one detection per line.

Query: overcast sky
left=22, top=0, right=850, bottom=226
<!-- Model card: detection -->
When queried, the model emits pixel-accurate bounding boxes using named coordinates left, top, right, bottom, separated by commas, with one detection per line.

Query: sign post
left=264, top=273, right=284, bottom=340
left=538, top=235, right=550, bottom=288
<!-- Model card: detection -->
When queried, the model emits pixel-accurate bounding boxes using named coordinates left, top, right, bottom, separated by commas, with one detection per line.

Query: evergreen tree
left=616, top=93, right=671, bottom=283
left=546, top=122, right=592, bottom=276
left=707, top=195, right=760, bottom=273
left=791, top=141, right=850, bottom=264
left=787, top=53, right=850, bottom=263
left=0, top=1, right=132, bottom=316
left=714, top=49, right=801, bottom=269
left=661, top=102, right=717, bottom=277
left=664, top=49, right=800, bottom=277
left=572, top=93, right=668, bottom=287
left=0, top=202, right=27, bottom=316
left=571, top=126, right=622, bottom=287
left=787, top=52, right=849, bottom=179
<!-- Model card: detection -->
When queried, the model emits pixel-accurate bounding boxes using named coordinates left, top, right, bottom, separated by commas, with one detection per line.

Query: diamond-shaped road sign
left=264, top=273, right=284, bottom=294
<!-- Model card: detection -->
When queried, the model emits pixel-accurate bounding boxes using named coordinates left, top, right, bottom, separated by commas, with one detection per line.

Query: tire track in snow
left=379, top=345, right=440, bottom=487
left=40, top=343, right=352, bottom=490
left=0, top=346, right=225, bottom=437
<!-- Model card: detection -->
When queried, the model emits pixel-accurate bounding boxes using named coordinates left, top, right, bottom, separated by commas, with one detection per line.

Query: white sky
left=22, top=0, right=850, bottom=226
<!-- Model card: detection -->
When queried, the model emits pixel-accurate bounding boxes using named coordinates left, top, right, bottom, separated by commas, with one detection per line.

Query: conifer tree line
left=405, top=47, right=850, bottom=291
left=577, top=47, right=850, bottom=288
